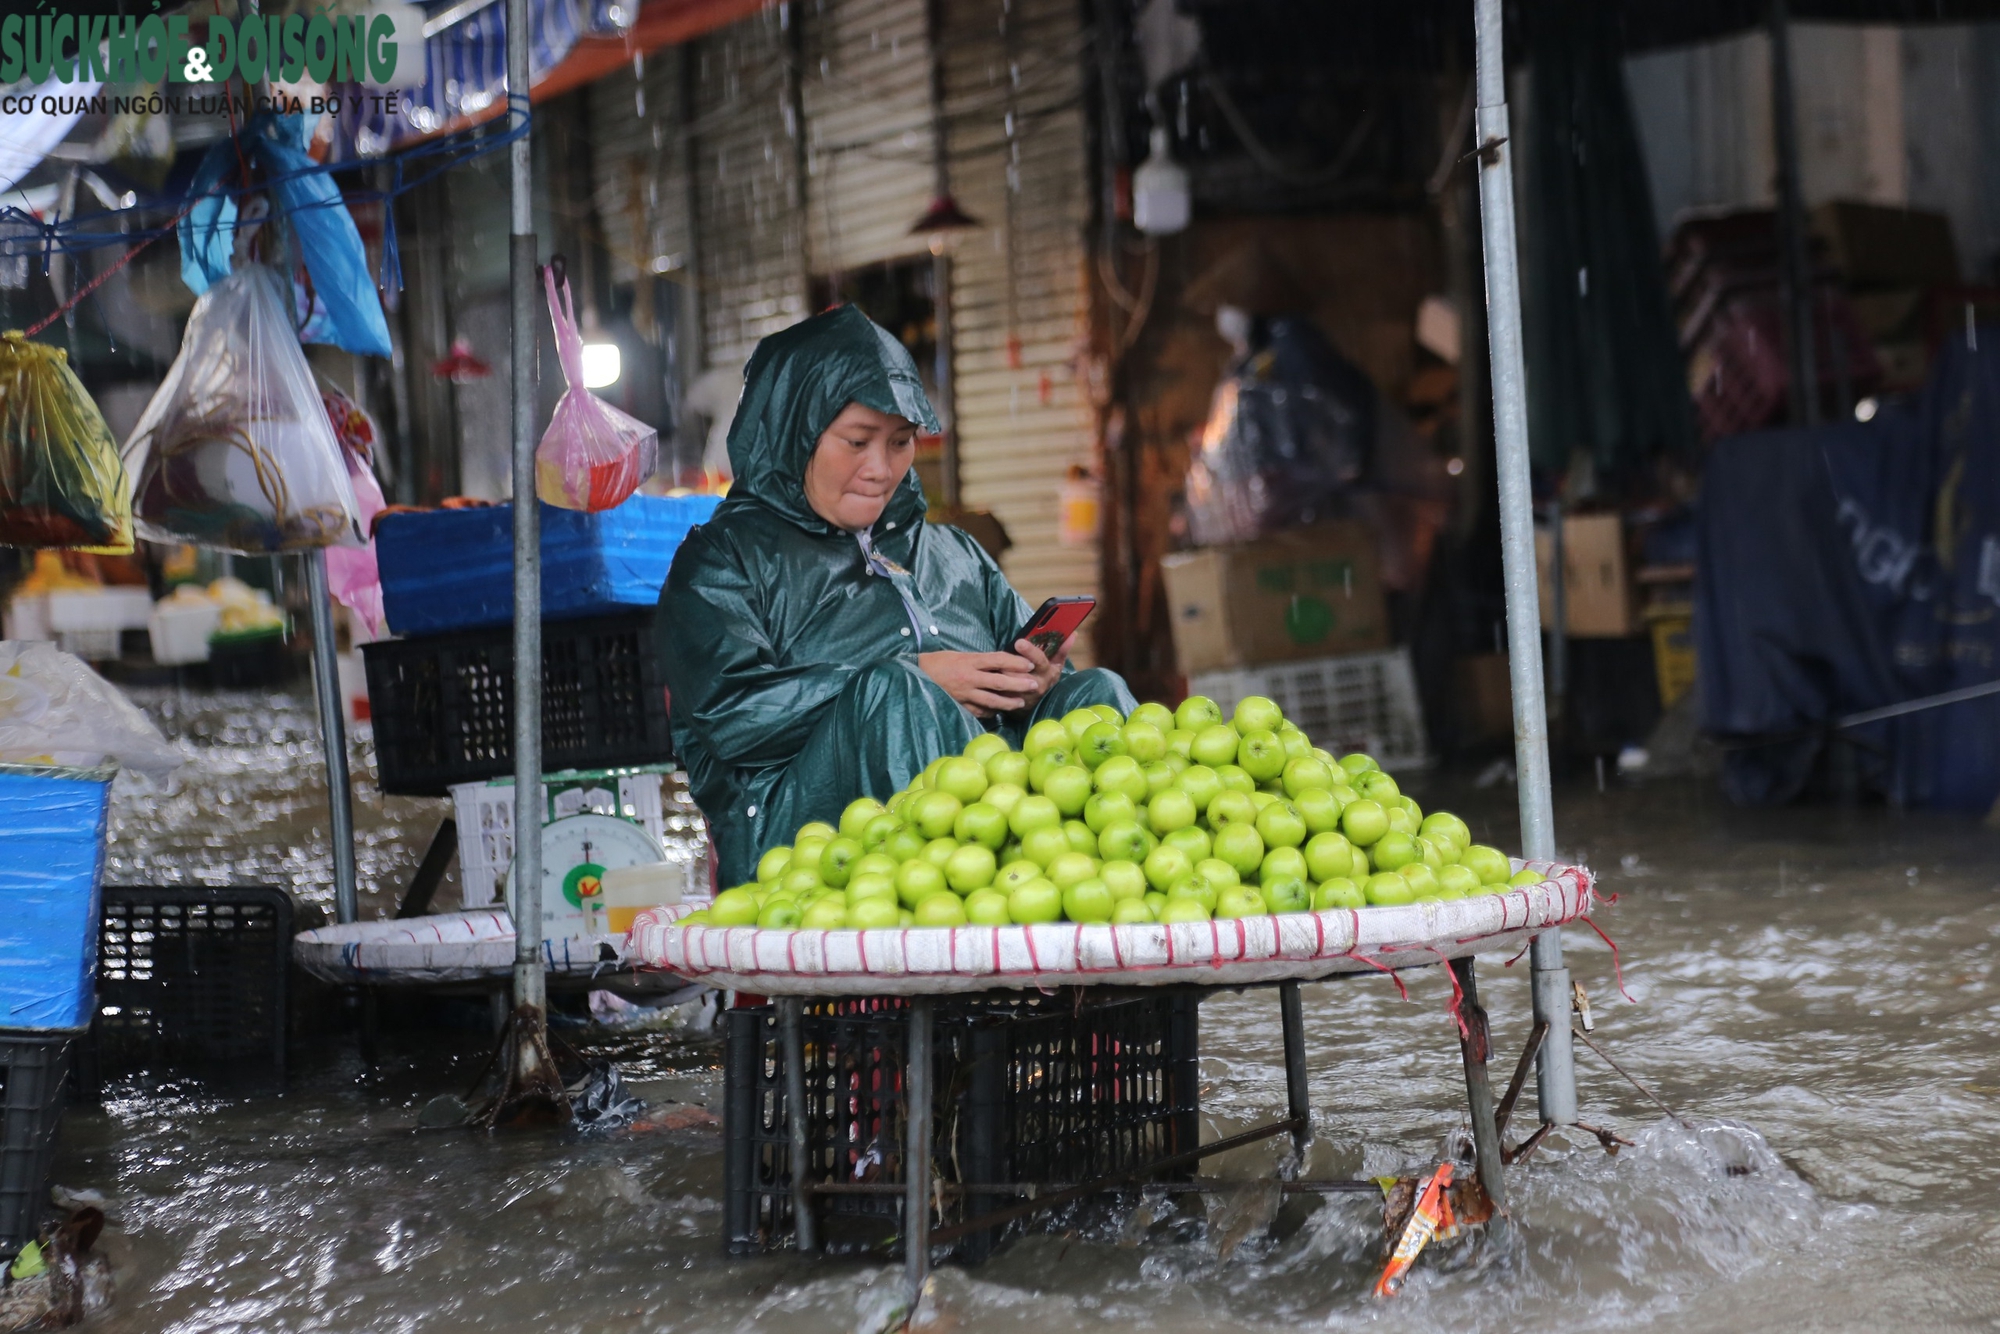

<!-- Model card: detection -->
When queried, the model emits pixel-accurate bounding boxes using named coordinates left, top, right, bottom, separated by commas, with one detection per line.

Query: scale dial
left=513, top=813, right=665, bottom=932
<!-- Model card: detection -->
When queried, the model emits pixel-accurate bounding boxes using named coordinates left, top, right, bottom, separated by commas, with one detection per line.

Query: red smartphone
left=1013, top=596, right=1095, bottom=657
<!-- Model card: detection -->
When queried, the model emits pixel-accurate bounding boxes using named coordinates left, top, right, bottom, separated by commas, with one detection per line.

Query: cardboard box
left=1536, top=514, right=1635, bottom=638
left=1455, top=652, right=1514, bottom=744
left=1161, top=524, right=1388, bottom=676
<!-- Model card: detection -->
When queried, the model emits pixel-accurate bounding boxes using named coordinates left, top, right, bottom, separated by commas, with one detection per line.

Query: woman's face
left=803, top=401, right=918, bottom=531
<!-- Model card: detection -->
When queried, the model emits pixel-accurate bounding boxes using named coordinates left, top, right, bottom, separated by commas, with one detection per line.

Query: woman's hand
left=916, top=651, right=1039, bottom=717
left=1011, top=635, right=1069, bottom=702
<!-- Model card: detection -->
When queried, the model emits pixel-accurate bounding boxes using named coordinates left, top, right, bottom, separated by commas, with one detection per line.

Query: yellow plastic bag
left=0, top=332, right=134, bottom=554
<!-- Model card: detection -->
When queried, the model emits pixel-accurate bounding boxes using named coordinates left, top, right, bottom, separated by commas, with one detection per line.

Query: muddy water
left=61, top=690, right=2000, bottom=1332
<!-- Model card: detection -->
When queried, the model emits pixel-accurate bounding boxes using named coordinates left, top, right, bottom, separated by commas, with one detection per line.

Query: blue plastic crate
left=0, top=774, right=109, bottom=1033
left=376, top=494, right=722, bottom=636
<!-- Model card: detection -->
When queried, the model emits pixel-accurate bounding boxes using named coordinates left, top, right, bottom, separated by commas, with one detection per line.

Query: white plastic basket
left=1190, top=647, right=1430, bottom=771
left=451, top=769, right=677, bottom=906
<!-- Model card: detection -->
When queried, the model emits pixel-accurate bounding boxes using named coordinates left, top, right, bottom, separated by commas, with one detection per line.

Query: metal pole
left=506, top=0, right=546, bottom=1060
left=1767, top=0, right=1818, bottom=425
left=1278, top=980, right=1310, bottom=1156
left=780, top=998, right=818, bottom=1254
left=903, top=997, right=933, bottom=1295
left=304, top=552, right=358, bottom=925
left=1449, top=957, right=1508, bottom=1215
left=923, top=0, right=960, bottom=507
left=1470, top=0, right=1575, bottom=1126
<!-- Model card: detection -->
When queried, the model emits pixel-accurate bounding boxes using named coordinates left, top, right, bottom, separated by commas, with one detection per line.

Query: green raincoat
left=655, top=305, right=1133, bottom=887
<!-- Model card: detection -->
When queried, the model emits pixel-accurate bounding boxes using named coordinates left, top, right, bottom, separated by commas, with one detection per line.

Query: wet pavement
left=59, top=688, right=2000, bottom=1332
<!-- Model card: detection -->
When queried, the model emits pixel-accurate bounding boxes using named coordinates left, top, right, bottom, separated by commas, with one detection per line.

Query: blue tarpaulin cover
left=1696, top=337, right=2000, bottom=810
left=376, top=494, right=721, bottom=636
left=0, top=774, right=109, bottom=1032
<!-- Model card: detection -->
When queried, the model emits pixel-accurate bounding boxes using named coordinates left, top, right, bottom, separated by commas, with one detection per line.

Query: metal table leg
left=1278, top=980, right=1311, bottom=1156
left=1449, top=957, right=1507, bottom=1215
left=780, top=998, right=817, bottom=1254
left=904, top=996, right=933, bottom=1294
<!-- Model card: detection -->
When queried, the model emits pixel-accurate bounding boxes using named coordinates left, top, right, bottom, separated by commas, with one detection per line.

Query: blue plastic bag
left=0, top=774, right=109, bottom=1032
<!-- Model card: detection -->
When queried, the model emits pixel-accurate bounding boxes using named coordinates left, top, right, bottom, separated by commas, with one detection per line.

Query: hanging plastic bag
left=0, top=642, right=181, bottom=782
left=0, top=332, right=134, bottom=553
left=121, top=265, right=362, bottom=553
left=319, top=380, right=388, bottom=637
left=535, top=266, right=657, bottom=512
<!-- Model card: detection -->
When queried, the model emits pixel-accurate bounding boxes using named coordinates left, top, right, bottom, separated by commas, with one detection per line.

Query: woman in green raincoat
left=656, top=305, right=1136, bottom=887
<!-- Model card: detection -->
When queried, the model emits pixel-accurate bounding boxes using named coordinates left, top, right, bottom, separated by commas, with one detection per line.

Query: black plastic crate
left=724, top=989, right=1200, bottom=1260
left=0, top=1033, right=74, bottom=1249
left=362, top=609, right=673, bottom=796
left=84, top=887, right=291, bottom=1092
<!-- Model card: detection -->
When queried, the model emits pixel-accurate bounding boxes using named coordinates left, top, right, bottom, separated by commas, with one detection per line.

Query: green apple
left=1438, top=865, right=1482, bottom=897
left=1278, top=728, right=1314, bottom=762
left=895, top=859, right=946, bottom=907
left=1416, top=836, right=1445, bottom=869
left=801, top=898, right=849, bottom=929
left=1162, top=824, right=1212, bottom=864
left=1063, top=820, right=1098, bottom=854
left=1235, top=729, right=1286, bottom=782
left=1090, top=704, right=1124, bottom=725
left=1143, top=844, right=1193, bottom=892
left=1076, top=722, right=1128, bottom=769
left=1144, top=891, right=1168, bottom=917
left=1027, top=747, right=1073, bottom=794
left=1129, top=701, right=1176, bottom=733
left=1304, top=832, right=1355, bottom=883
left=792, top=838, right=831, bottom=875
left=1337, top=753, right=1378, bottom=778
left=1214, top=764, right=1256, bottom=794
left=839, top=797, right=886, bottom=840
left=899, top=910, right=916, bottom=926
left=1008, top=794, right=1063, bottom=838
left=1508, top=868, right=1548, bottom=888
left=995, top=859, right=1042, bottom=893
left=1255, top=799, right=1308, bottom=849
left=1112, top=898, right=1156, bottom=924
left=982, top=782, right=1027, bottom=820
left=709, top=887, right=760, bottom=926
left=911, top=790, right=964, bottom=840
left=963, top=733, right=1011, bottom=765
left=1260, top=846, right=1309, bottom=885
left=795, top=821, right=838, bottom=845
left=944, top=843, right=997, bottom=893
left=1398, top=863, right=1441, bottom=898
left=780, top=866, right=823, bottom=898
left=1084, top=790, right=1139, bottom=833
left=1165, top=728, right=1196, bottom=760
left=1159, top=897, right=1211, bottom=923
left=922, top=757, right=949, bottom=788
left=1142, top=761, right=1178, bottom=798
left=1000, top=839, right=1023, bottom=865
left=1176, top=764, right=1223, bottom=814
left=1041, top=764, right=1093, bottom=816
left=1092, top=755, right=1150, bottom=804
left=1249, top=790, right=1279, bottom=810
left=1341, top=799, right=1389, bottom=846
left=1046, top=851, right=1100, bottom=891
left=1281, top=756, right=1337, bottom=799
left=1194, top=858, right=1241, bottom=892
left=1349, top=844, right=1372, bottom=880
left=1370, top=831, right=1419, bottom=872
left=1215, top=886, right=1269, bottom=919
left=1312, top=877, right=1365, bottom=911
left=886, top=789, right=915, bottom=817
left=964, top=890, right=1011, bottom=925
left=862, top=813, right=904, bottom=853
left=853, top=852, right=898, bottom=880
left=1383, top=806, right=1416, bottom=837
left=1062, top=878, right=1115, bottom=923
left=929, top=757, right=986, bottom=806
left=1261, top=875, right=1309, bottom=914
left=1189, top=724, right=1239, bottom=767
left=1100, top=859, right=1147, bottom=902
left=1293, top=787, right=1343, bottom=836
left=756, top=847, right=794, bottom=883
left=985, top=749, right=1031, bottom=789
left=1175, top=695, right=1224, bottom=732
left=1230, top=694, right=1285, bottom=735
left=1098, top=819, right=1151, bottom=864
left=954, top=802, right=1009, bottom=850
left=1462, top=844, right=1513, bottom=884
left=1024, top=718, right=1072, bottom=758
left=1008, top=878, right=1064, bottom=924
left=914, top=892, right=968, bottom=926
left=818, top=837, right=863, bottom=887
left=845, top=873, right=896, bottom=905
left=1168, top=874, right=1219, bottom=912
left=1421, top=812, right=1471, bottom=851
left=757, top=900, right=803, bottom=929
left=1121, top=721, right=1168, bottom=764
left=1400, top=796, right=1425, bottom=825
left=1211, top=823, right=1265, bottom=879
left=848, top=895, right=901, bottom=928
left=1364, top=872, right=1415, bottom=906
left=1207, top=789, right=1258, bottom=828
left=1148, top=788, right=1198, bottom=836
left=1358, top=770, right=1400, bottom=802
left=1162, top=752, right=1191, bottom=775
left=1020, top=825, right=1072, bottom=868
left=1060, top=708, right=1100, bottom=742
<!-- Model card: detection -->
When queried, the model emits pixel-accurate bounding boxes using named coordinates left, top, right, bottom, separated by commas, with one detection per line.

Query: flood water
left=60, top=689, right=2000, bottom=1332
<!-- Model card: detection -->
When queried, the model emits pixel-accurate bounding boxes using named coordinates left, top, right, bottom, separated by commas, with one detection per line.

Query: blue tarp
left=1696, top=336, right=2000, bottom=810
left=376, top=494, right=721, bottom=636
left=0, top=774, right=109, bottom=1033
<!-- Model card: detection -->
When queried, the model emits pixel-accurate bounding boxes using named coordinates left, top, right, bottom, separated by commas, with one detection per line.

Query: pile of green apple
left=678, top=695, right=1546, bottom=932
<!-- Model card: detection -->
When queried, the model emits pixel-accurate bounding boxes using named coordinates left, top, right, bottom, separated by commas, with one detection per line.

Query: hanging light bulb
left=1133, top=127, right=1190, bottom=237
left=581, top=343, right=622, bottom=390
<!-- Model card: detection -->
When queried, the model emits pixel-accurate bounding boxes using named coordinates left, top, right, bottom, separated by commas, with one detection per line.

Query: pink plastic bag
left=535, top=267, right=657, bottom=511
left=319, top=382, right=387, bottom=638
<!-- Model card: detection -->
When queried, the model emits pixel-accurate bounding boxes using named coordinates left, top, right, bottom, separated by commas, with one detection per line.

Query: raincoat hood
left=723, top=304, right=939, bottom=534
